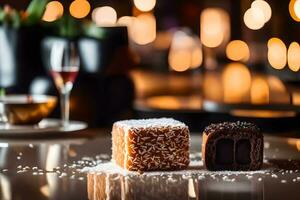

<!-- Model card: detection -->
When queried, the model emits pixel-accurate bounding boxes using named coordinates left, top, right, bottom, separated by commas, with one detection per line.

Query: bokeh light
left=294, top=0, right=300, bottom=20
left=42, top=1, right=64, bottom=22
left=243, top=7, right=265, bottom=30
left=222, top=63, right=251, bottom=103
left=190, top=46, right=203, bottom=69
left=131, top=13, right=156, bottom=45
left=133, top=0, right=156, bottom=12
left=203, top=72, right=223, bottom=101
left=268, top=76, right=287, bottom=93
left=117, top=16, right=134, bottom=27
left=200, top=8, right=230, bottom=48
left=69, top=0, right=91, bottom=19
left=251, top=76, right=269, bottom=104
left=169, top=31, right=193, bottom=72
left=267, top=38, right=287, bottom=70
left=168, top=50, right=191, bottom=72
left=251, top=0, right=272, bottom=22
left=268, top=76, right=289, bottom=104
left=225, top=40, right=250, bottom=62
left=92, top=6, right=117, bottom=26
left=289, top=0, right=300, bottom=22
left=288, top=42, right=300, bottom=72
left=169, top=31, right=202, bottom=71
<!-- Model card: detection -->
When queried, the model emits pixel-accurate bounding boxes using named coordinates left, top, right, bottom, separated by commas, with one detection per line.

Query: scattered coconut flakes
left=82, top=161, right=271, bottom=177
left=258, top=178, right=262, bottom=181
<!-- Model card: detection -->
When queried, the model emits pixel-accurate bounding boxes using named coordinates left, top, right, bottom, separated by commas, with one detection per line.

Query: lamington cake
left=112, top=118, right=190, bottom=171
left=202, top=121, right=263, bottom=171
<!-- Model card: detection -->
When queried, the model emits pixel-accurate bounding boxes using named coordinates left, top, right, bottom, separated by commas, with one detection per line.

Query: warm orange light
left=200, top=8, right=230, bottom=48
left=169, top=31, right=202, bottom=71
left=243, top=7, right=265, bottom=30
left=292, top=92, right=300, bottom=105
left=92, top=6, right=117, bottom=26
left=146, top=96, right=181, bottom=110
left=267, top=38, right=287, bottom=70
left=226, top=40, right=250, bottom=62
left=203, top=72, right=223, bottom=101
left=268, top=76, right=289, bottom=104
left=42, top=1, right=64, bottom=22
left=251, top=0, right=272, bottom=22
left=117, top=16, right=136, bottom=42
left=222, top=63, right=251, bottom=103
left=268, top=76, right=286, bottom=92
left=131, top=13, right=156, bottom=45
left=169, top=50, right=191, bottom=72
left=251, top=76, right=269, bottom=104
left=117, top=16, right=134, bottom=26
left=145, top=95, right=202, bottom=110
left=191, top=46, right=203, bottom=68
left=231, top=110, right=295, bottom=118
left=69, top=0, right=91, bottom=19
left=297, top=141, right=300, bottom=151
left=133, top=0, right=156, bottom=12
left=289, top=0, right=300, bottom=22
left=288, top=42, right=300, bottom=72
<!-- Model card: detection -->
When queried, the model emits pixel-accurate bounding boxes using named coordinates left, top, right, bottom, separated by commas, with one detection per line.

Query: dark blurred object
left=79, top=26, right=132, bottom=74
left=40, top=26, right=135, bottom=127
left=0, top=25, right=48, bottom=93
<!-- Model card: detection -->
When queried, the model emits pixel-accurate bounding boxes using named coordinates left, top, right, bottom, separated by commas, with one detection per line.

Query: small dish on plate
left=0, top=95, right=57, bottom=125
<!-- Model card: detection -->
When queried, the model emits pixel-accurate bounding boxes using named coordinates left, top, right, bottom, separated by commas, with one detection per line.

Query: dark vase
left=0, top=25, right=48, bottom=93
left=40, top=26, right=135, bottom=127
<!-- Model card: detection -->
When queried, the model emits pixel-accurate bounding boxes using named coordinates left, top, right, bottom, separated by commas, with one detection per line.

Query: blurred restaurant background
left=1, top=0, right=300, bottom=133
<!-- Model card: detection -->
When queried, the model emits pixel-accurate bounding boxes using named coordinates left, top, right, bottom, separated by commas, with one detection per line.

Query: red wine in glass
left=50, top=66, right=79, bottom=90
left=50, top=42, right=79, bottom=128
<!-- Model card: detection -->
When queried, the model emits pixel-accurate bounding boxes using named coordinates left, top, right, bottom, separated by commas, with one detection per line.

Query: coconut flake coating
left=112, top=118, right=190, bottom=171
left=204, top=121, right=260, bottom=136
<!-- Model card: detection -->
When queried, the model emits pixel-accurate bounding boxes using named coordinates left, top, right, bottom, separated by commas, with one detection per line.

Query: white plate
left=0, top=118, right=87, bottom=135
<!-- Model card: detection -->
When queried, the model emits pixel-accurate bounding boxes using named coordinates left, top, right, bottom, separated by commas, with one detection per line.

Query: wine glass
left=50, top=42, right=79, bottom=128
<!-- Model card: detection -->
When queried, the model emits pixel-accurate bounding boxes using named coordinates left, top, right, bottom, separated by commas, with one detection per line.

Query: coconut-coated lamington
left=202, top=121, right=263, bottom=171
left=112, top=118, right=190, bottom=171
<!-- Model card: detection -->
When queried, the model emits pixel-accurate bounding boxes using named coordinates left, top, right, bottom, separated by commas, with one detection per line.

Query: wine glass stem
left=0, top=102, right=8, bottom=126
left=60, top=91, right=70, bottom=128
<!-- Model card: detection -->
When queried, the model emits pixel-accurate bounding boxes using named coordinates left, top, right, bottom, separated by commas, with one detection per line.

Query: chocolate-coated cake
left=202, top=121, right=263, bottom=171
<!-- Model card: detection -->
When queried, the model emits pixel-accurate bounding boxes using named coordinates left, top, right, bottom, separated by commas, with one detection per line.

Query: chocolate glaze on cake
left=202, top=121, right=263, bottom=171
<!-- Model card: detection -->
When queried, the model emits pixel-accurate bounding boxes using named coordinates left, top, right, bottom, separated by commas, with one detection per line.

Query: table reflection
left=87, top=170, right=265, bottom=200
left=0, top=137, right=87, bottom=200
